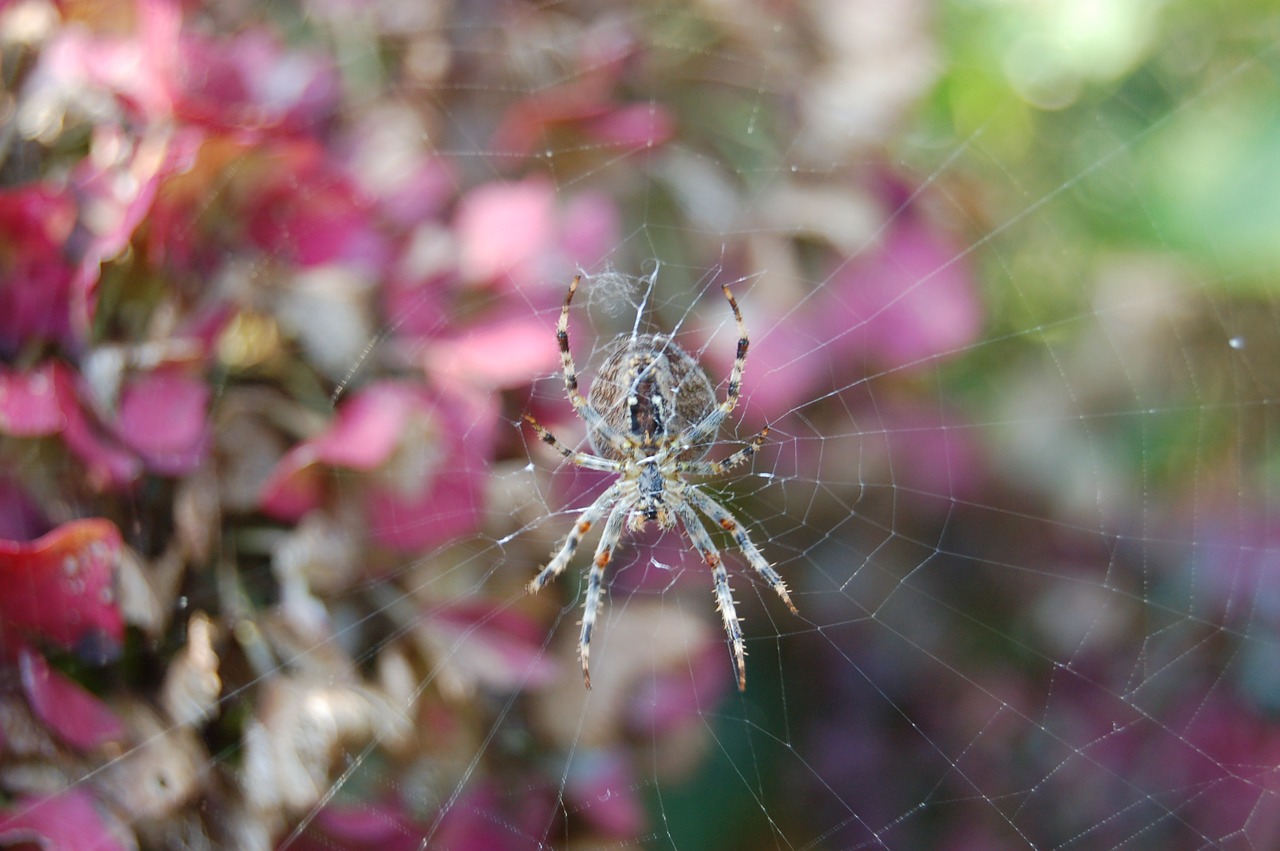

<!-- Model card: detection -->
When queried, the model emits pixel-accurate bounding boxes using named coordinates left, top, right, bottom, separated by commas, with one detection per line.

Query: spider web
left=2, top=1, right=1280, bottom=849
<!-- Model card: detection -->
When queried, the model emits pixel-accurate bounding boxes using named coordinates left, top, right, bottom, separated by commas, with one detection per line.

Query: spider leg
left=672, top=284, right=750, bottom=451
left=579, top=496, right=632, bottom=689
left=671, top=500, right=748, bottom=691
left=557, top=275, right=627, bottom=446
left=523, top=414, right=621, bottom=473
left=676, top=426, right=769, bottom=477
left=683, top=485, right=798, bottom=616
left=528, top=481, right=625, bottom=594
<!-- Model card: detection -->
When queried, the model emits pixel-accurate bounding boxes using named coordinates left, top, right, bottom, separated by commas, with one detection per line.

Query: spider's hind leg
left=672, top=501, right=748, bottom=691
left=579, top=499, right=630, bottom=689
left=684, top=486, right=797, bottom=615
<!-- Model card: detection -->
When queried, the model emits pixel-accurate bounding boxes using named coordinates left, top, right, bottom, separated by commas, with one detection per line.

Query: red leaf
left=0, top=518, right=125, bottom=660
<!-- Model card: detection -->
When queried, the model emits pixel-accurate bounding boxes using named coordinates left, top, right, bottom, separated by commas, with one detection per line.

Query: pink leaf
left=455, top=179, right=556, bottom=284
left=582, top=102, right=675, bottom=150
left=312, top=384, right=419, bottom=469
left=113, top=365, right=212, bottom=475
left=18, top=647, right=125, bottom=751
left=0, top=186, right=78, bottom=353
left=261, top=384, right=495, bottom=554
left=422, top=316, right=561, bottom=390
left=0, top=364, right=65, bottom=436
left=258, top=444, right=326, bottom=521
left=820, top=214, right=982, bottom=372
left=0, top=789, right=128, bottom=851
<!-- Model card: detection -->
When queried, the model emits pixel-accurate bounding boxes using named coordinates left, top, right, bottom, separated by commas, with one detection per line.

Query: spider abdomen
left=586, top=333, right=717, bottom=462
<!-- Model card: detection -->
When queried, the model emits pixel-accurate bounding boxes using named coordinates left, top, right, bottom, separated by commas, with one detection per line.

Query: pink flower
left=36, top=0, right=336, bottom=135
left=432, top=781, right=555, bottom=851
left=0, top=362, right=66, bottom=437
left=35, top=0, right=180, bottom=123
left=847, top=397, right=985, bottom=505
left=298, top=783, right=557, bottom=851
left=242, top=141, right=390, bottom=272
left=293, top=801, right=425, bottom=851
left=1169, top=696, right=1280, bottom=844
left=260, top=381, right=495, bottom=554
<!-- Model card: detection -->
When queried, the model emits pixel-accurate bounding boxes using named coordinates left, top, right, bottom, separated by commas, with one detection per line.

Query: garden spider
left=524, top=275, right=798, bottom=691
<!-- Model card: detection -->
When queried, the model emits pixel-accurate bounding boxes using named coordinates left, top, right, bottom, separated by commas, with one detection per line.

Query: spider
left=523, top=274, right=798, bottom=691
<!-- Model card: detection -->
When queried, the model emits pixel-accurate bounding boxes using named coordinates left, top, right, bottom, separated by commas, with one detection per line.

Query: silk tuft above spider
left=523, top=274, right=798, bottom=691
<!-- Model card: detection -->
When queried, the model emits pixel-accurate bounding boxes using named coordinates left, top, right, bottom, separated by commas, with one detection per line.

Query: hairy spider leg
left=676, top=426, right=770, bottom=477
left=557, top=275, right=625, bottom=447
left=671, top=500, right=748, bottom=691
left=579, top=497, right=631, bottom=689
left=528, top=481, right=626, bottom=594
left=522, top=413, right=622, bottom=473
left=677, top=284, right=750, bottom=451
left=682, top=485, right=798, bottom=615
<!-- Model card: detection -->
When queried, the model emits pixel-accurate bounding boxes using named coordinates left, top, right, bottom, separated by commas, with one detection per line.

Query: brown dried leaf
left=239, top=675, right=411, bottom=817
left=160, top=612, right=222, bottom=728
left=95, top=702, right=207, bottom=822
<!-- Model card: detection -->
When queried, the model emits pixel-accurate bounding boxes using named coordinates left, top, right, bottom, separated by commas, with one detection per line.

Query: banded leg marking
left=523, top=414, right=621, bottom=473
left=579, top=499, right=630, bottom=689
left=527, top=481, right=624, bottom=594
left=676, top=427, right=769, bottom=477
left=684, top=486, right=797, bottom=615
left=673, top=501, right=747, bottom=691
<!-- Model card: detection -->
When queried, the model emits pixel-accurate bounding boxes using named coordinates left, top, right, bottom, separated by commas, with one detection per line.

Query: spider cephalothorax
left=524, top=275, right=798, bottom=691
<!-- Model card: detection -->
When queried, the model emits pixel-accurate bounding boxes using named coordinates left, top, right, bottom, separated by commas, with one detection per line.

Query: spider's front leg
left=523, top=414, right=621, bottom=473
left=528, top=481, right=625, bottom=594
left=556, top=275, right=615, bottom=441
left=677, top=284, right=751, bottom=449
left=671, top=501, right=748, bottom=691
